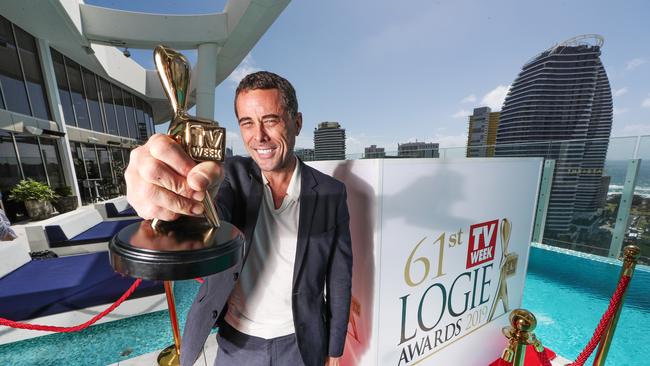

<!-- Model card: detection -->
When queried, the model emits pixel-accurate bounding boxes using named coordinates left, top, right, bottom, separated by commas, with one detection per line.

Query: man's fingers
left=139, top=156, right=200, bottom=200
left=145, top=185, right=204, bottom=217
left=148, top=134, right=197, bottom=176
left=187, top=161, right=223, bottom=192
left=138, top=204, right=181, bottom=222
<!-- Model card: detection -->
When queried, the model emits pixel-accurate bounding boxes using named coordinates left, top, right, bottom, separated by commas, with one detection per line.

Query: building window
left=66, top=58, right=91, bottom=129
left=113, top=85, right=129, bottom=138
left=123, top=90, right=137, bottom=138
left=51, top=49, right=76, bottom=125
left=14, top=135, right=48, bottom=184
left=134, top=97, right=148, bottom=142
left=0, top=130, right=21, bottom=211
left=100, top=78, right=119, bottom=135
left=13, top=25, right=51, bottom=120
left=40, top=137, right=65, bottom=188
left=82, top=144, right=100, bottom=179
left=83, top=68, right=104, bottom=133
left=96, top=145, right=112, bottom=180
left=0, top=16, right=31, bottom=116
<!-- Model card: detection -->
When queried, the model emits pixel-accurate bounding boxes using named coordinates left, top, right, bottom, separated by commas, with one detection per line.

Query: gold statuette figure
left=152, top=45, right=226, bottom=229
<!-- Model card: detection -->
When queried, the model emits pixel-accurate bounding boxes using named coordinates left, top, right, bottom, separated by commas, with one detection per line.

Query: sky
left=88, top=0, right=650, bottom=156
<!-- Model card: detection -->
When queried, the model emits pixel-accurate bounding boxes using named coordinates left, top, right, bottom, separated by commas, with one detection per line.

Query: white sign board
left=309, top=158, right=543, bottom=366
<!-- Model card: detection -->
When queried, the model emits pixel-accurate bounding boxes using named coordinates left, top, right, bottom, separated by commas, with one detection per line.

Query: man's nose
left=253, top=123, right=269, bottom=142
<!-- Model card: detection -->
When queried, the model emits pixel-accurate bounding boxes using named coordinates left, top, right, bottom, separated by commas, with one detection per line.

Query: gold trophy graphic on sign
left=488, top=218, right=518, bottom=321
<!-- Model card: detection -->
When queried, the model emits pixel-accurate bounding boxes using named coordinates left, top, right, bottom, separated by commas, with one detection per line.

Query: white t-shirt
left=224, top=162, right=301, bottom=339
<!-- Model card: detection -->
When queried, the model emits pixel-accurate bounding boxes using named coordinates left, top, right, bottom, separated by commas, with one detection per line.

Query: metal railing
left=334, top=135, right=650, bottom=265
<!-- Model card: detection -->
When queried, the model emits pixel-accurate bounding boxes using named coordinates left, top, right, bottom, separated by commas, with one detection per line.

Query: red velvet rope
left=535, top=348, right=553, bottom=366
left=566, top=275, right=631, bottom=366
left=0, top=278, right=142, bottom=333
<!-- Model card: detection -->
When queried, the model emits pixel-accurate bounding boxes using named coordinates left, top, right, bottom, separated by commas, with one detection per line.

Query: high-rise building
left=397, top=141, right=439, bottom=158
left=364, top=145, right=385, bottom=158
left=495, top=35, right=613, bottom=235
left=295, top=148, right=315, bottom=162
left=314, top=122, right=346, bottom=161
left=466, top=107, right=499, bottom=157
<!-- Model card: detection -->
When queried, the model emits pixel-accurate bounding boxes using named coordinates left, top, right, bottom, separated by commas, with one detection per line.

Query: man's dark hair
left=235, top=71, right=298, bottom=120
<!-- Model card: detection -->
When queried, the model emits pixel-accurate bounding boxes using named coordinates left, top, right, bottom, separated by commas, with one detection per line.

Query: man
left=125, top=71, right=352, bottom=366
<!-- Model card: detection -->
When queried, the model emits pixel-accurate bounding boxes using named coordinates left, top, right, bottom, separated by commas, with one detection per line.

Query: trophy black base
left=109, top=216, right=245, bottom=280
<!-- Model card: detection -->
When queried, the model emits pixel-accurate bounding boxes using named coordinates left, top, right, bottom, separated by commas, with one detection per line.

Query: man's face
left=236, top=89, right=302, bottom=173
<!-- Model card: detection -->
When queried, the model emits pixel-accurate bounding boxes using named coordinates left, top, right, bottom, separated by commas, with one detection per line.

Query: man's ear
left=295, top=112, right=303, bottom=135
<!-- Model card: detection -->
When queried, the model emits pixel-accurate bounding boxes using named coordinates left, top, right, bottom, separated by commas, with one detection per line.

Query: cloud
left=613, top=107, right=628, bottom=116
left=612, top=87, right=628, bottom=97
left=626, top=58, right=646, bottom=71
left=452, top=109, right=471, bottom=119
left=640, top=95, right=650, bottom=108
left=481, top=85, right=510, bottom=110
left=614, top=123, right=650, bottom=137
left=461, top=94, right=477, bottom=103
left=226, top=130, right=247, bottom=156
left=226, top=53, right=260, bottom=86
left=432, top=133, right=468, bottom=149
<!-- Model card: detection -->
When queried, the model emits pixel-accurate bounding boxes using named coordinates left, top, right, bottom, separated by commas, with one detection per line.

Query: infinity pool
left=523, top=244, right=649, bottom=366
left=0, top=245, right=647, bottom=365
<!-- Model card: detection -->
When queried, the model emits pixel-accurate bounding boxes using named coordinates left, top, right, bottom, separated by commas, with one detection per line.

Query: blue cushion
left=46, top=219, right=141, bottom=248
left=0, top=252, right=163, bottom=321
left=106, top=203, right=138, bottom=218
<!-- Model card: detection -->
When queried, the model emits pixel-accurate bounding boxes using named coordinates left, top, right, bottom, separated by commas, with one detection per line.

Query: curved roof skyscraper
left=495, top=35, right=613, bottom=236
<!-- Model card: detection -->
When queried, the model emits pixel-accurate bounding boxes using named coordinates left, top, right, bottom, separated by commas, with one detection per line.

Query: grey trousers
left=214, top=322, right=305, bottom=366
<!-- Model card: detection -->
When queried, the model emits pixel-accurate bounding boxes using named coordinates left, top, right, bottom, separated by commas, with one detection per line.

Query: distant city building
left=226, top=147, right=233, bottom=158
left=364, top=144, right=385, bottom=158
left=597, top=176, right=611, bottom=209
left=295, top=148, right=315, bottom=162
left=314, top=122, right=346, bottom=161
left=495, top=35, right=613, bottom=235
left=398, top=141, right=439, bottom=158
left=466, top=107, right=500, bottom=157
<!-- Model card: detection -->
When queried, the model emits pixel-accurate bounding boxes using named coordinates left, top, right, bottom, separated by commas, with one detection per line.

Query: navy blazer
left=180, top=156, right=353, bottom=366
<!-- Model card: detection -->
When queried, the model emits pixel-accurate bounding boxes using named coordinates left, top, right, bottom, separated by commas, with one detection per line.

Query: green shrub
left=54, top=186, right=73, bottom=197
left=8, top=179, right=58, bottom=202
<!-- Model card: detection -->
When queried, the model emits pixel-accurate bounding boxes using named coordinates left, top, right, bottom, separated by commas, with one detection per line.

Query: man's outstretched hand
left=125, top=133, right=223, bottom=221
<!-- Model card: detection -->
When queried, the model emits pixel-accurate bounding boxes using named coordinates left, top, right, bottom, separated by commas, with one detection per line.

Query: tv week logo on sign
left=466, top=219, right=499, bottom=269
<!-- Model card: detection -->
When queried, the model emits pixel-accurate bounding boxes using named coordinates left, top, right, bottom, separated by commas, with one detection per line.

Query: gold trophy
left=109, top=46, right=245, bottom=366
left=152, top=45, right=226, bottom=230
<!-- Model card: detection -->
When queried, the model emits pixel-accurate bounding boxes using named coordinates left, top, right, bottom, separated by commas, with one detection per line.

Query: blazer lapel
left=293, top=162, right=318, bottom=287
left=243, top=163, right=263, bottom=259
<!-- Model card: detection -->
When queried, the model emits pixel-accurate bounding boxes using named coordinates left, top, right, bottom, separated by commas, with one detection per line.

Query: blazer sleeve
left=326, top=186, right=353, bottom=357
left=215, top=160, right=235, bottom=222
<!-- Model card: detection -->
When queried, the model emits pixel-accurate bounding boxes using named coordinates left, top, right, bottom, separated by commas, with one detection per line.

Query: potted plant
left=8, top=179, right=58, bottom=220
left=53, top=186, right=78, bottom=213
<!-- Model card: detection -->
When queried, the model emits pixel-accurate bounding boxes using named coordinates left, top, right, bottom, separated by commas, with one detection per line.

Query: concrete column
left=36, top=38, right=82, bottom=206
left=195, top=43, right=219, bottom=119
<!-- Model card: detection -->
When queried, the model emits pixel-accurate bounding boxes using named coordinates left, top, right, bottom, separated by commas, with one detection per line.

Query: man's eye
left=240, top=121, right=252, bottom=127
left=263, top=119, right=279, bottom=125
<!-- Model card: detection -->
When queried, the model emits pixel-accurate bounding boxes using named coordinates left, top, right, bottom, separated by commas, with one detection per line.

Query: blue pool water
left=523, top=245, right=650, bottom=366
left=0, top=246, right=647, bottom=365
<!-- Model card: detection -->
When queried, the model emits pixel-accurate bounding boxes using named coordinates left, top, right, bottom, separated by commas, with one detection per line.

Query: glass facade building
left=495, top=35, right=613, bottom=237
left=0, top=14, right=157, bottom=222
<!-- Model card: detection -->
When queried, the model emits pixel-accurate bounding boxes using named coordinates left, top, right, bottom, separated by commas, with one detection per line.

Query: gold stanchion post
left=593, top=245, right=640, bottom=366
left=500, top=309, right=537, bottom=366
left=158, top=281, right=181, bottom=366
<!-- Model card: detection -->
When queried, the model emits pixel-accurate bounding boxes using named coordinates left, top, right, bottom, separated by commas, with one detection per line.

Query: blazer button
left=212, top=311, right=218, bottom=319
left=233, top=272, right=239, bottom=281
